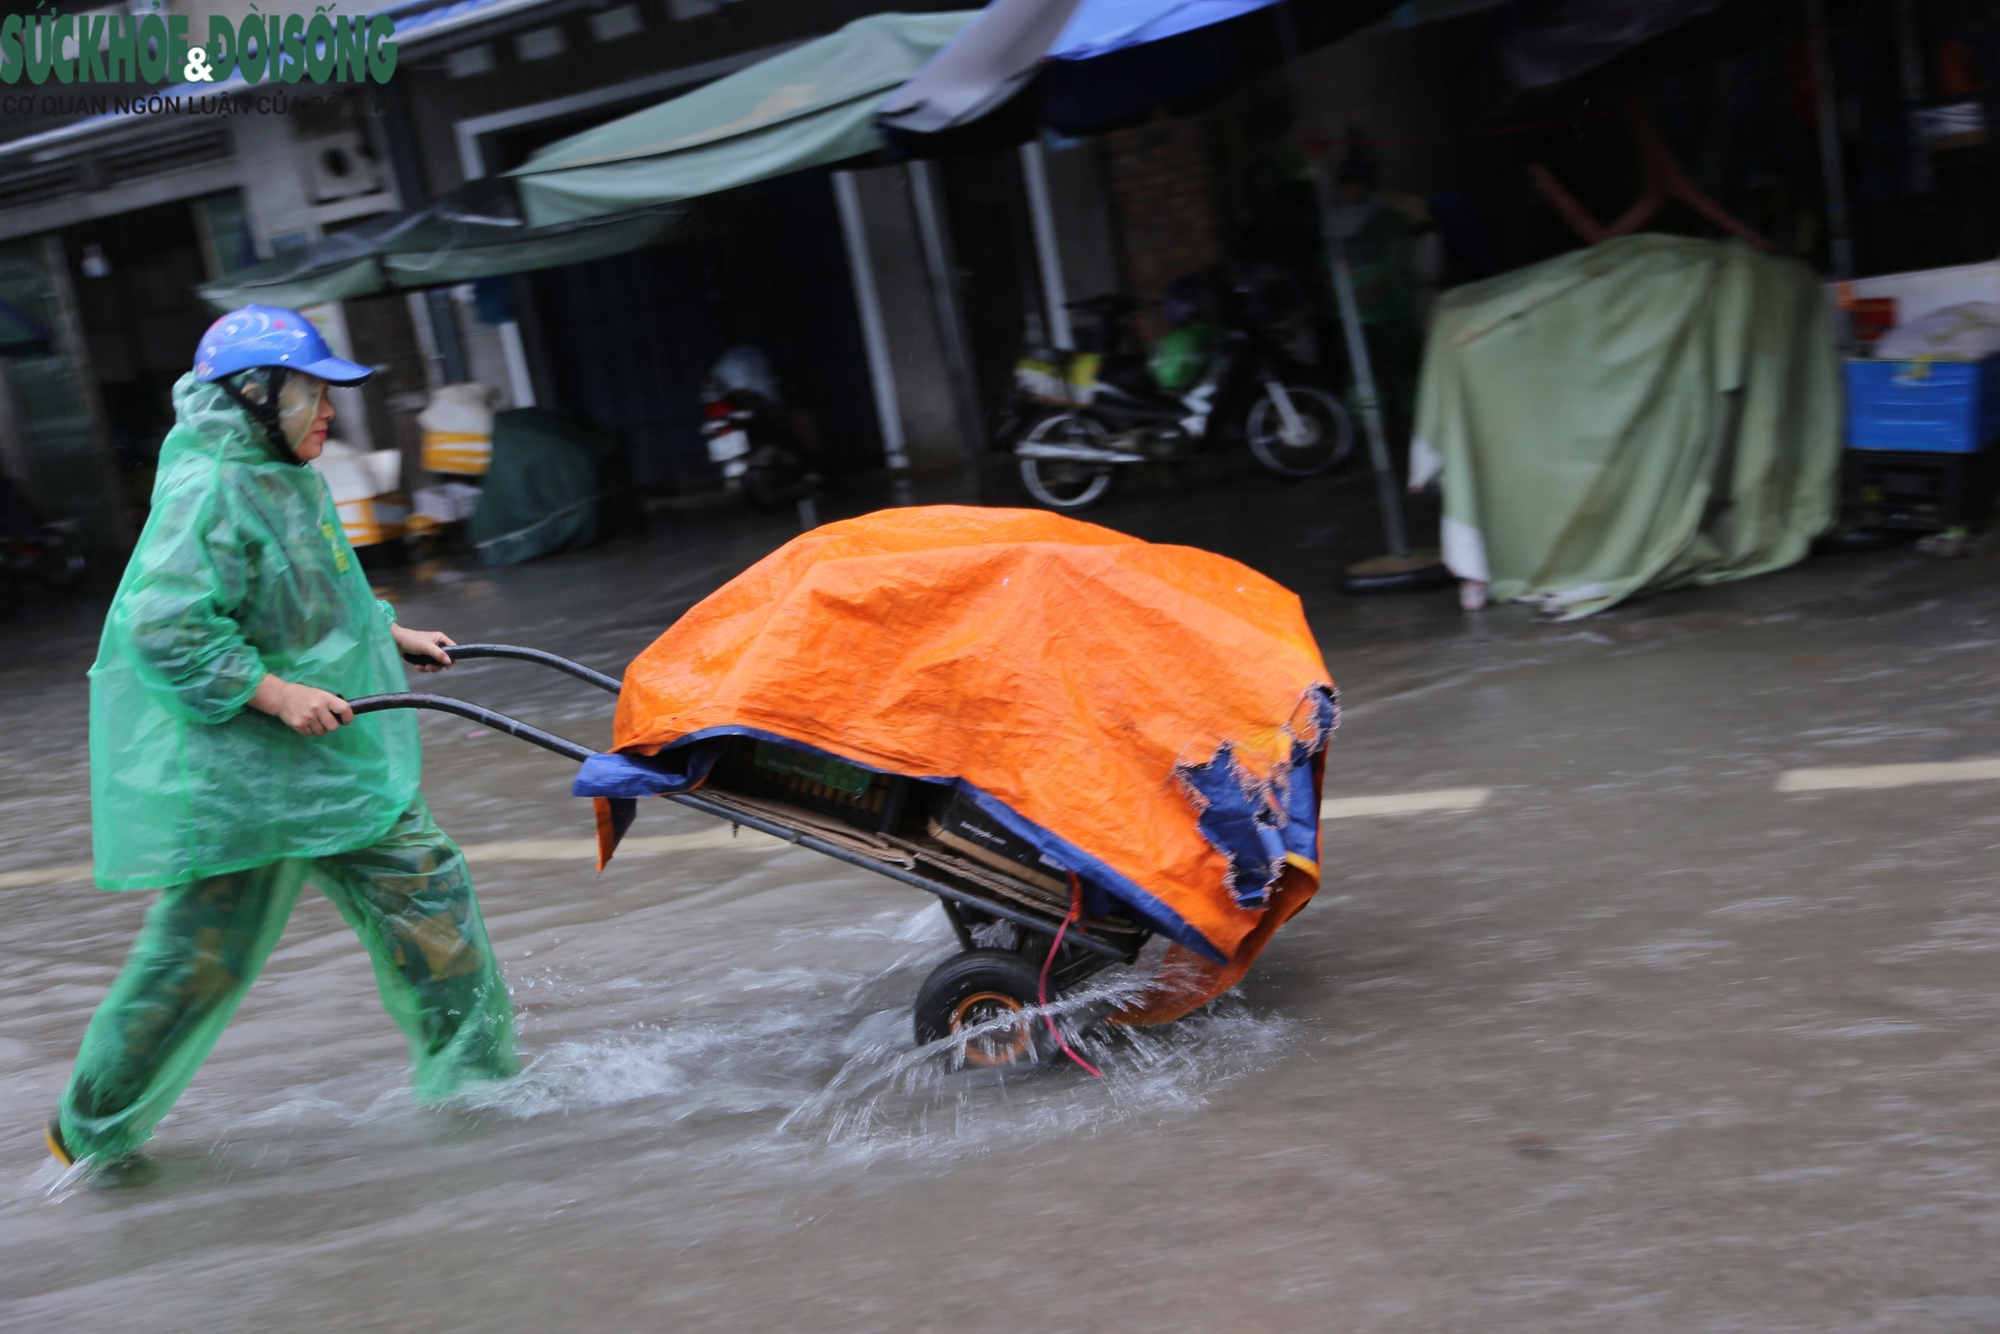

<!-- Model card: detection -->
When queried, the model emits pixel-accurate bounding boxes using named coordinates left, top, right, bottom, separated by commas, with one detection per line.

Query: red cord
left=1039, top=874, right=1104, bottom=1078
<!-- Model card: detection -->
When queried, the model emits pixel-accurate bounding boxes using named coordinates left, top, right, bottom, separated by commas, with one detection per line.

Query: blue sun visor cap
left=193, top=304, right=373, bottom=386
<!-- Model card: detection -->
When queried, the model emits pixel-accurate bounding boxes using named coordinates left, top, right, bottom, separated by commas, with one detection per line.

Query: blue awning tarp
left=1052, top=0, right=1279, bottom=58
left=879, top=0, right=1395, bottom=138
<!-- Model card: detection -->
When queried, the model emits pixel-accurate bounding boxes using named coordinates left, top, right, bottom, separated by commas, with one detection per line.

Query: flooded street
left=6, top=475, right=2000, bottom=1330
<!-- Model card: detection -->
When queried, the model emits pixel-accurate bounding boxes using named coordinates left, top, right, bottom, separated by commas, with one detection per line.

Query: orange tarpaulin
left=580, top=506, right=1335, bottom=1020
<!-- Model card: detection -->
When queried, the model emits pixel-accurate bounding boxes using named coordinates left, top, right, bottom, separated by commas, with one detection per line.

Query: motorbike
left=701, top=346, right=822, bottom=510
left=1002, top=278, right=1354, bottom=511
left=0, top=473, right=84, bottom=617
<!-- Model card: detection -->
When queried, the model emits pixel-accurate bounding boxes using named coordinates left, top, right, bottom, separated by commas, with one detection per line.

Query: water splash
left=450, top=958, right=1295, bottom=1168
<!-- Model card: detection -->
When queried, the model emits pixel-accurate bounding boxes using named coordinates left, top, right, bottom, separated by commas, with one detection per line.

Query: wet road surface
left=5, top=469, right=2000, bottom=1331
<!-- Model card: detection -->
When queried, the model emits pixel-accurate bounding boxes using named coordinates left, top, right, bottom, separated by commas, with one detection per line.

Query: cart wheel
left=913, top=948, right=1046, bottom=1068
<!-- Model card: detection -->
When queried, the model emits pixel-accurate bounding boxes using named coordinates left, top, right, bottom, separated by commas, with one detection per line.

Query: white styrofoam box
left=311, top=447, right=403, bottom=504
left=1835, top=260, right=2000, bottom=327
left=412, top=482, right=483, bottom=524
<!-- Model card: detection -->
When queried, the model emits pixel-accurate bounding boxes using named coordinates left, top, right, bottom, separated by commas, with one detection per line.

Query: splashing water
left=451, top=942, right=1296, bottom=1168
left=776, top=977, right=1296, bottom=1159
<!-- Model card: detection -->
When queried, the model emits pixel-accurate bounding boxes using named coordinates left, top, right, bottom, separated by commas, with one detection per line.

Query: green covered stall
left=467, top=409, right=637, bottom=566
left=1410, top=235, right=1842, bottom=619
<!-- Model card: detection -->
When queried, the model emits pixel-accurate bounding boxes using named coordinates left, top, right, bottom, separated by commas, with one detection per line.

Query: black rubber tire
left=912, top=947, right=1047, bottom=1065
left=1015, top=412, right=1116, bottom=510
left=743, top=448, right=818, bottom=508
left=1245, top=385, right=1354, bottom=477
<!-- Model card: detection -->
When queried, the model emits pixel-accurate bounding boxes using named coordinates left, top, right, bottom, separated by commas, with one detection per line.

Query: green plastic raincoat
left=62, top=797, right=516, bottom=1159
left=58, top=373, right=516, bottom=1162
left=89, top=373, right=419, bottom=889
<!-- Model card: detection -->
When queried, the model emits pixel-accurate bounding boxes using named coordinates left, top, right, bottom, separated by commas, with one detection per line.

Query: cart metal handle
left=400, top=643, right=622, bottom=695
left=343, top=693, right=1129, bottom=962
left=348, top=693, right=597, bottom=763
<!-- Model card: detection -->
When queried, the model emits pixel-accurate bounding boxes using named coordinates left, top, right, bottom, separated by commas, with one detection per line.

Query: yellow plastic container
left=336, top=494, right=409, bottom=547
left=417, top=384, right=497, bottom=475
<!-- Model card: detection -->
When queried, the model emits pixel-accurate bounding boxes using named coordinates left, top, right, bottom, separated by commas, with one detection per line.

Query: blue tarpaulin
left=1052, top=0, right=1279, bottom=58
left=879, top=0, right=1391, bottom=137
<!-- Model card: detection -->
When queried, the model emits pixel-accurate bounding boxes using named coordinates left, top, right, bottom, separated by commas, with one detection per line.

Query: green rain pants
left=59, top=798, right=517, bottom=1160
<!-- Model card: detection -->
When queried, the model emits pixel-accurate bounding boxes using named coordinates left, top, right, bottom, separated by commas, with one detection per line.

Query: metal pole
left=425, top=290, right=471, bottom=387
left=1276, top=2, right=1409, bottom=556
left=832, top=170, right=911, bottom=472
left=1891, top=0, right=1934, bottom=197
left=1805, top=0, right=1855, bottom=281
left=1319, top=176, right=1408, bottom=555
left=497, top=318, right=538, bottom=408
left=909, top=159, right=987, bottom=461
left=1019, top=139, right=1074, bottom=349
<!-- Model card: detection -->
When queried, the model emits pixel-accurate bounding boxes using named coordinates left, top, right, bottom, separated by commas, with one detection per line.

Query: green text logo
left=0, top=3, right=398, bottom=86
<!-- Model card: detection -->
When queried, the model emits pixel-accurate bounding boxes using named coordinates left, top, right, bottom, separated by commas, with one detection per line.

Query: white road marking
left=3, top=792, right=1496, bottom=892
left=461, top=826, right=786, bottom=862
left=1320, top=788, right=1492, bottom=819
left=0, top=826, right=790, bottom=891
left=0, top=864, right=91, bottom=891
left=1777, top=759, right=2000, bottom=792
left=6, top=765, right=1992, bottom=888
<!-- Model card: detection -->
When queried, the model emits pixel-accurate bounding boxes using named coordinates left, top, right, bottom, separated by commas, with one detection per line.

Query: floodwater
left=6, top=474, right=2000, bottom=1330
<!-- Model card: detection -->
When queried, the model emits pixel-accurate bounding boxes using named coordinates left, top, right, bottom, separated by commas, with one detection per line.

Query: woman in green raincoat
left=47, top=306, right=517, bottom=1167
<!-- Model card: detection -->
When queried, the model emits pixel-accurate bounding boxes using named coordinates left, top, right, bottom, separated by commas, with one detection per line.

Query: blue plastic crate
left=1846, top=356, right=2000, bottom=454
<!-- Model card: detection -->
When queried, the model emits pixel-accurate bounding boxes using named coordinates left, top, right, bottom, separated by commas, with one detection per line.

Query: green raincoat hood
left=89, top=372, right=419, bottom=889
left=166, top=373, right=284, bottom=467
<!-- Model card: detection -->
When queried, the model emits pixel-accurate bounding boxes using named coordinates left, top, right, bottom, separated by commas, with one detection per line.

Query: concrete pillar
left=1039, top=136, right=1123, bottom=323
left=841, top=164, right=971, bottom=471
left=1019, top=141, right=1072, bottom=350
left=0, top=352, right=29, bottom=503
left=908, top=159, right=985, bottom=464
left=834, top=170, right=908, bottom=471
left=15, top=234, right=129, bottom=556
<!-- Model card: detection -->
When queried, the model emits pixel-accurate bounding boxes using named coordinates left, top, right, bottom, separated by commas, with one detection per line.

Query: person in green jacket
left=47, top=306, right=517, bottom=1168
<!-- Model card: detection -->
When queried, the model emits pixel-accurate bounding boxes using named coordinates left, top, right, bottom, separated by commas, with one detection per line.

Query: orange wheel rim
left=951, top=990, right=1033, bottom=1067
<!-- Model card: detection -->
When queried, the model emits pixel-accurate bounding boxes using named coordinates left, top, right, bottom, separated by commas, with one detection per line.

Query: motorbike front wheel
left=1245, top=385, right=1354, bottom=478
left=1017, top=413, right=1116, bottom=510
left=742, top=447, right=821, bottom=508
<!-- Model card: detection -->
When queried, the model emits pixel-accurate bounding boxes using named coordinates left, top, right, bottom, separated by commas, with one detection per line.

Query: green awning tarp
left=508, top=11, right=977, bottom=227
left=196, top=200, right=681, bottom=312
left=1412, top=234, right=1841, bottom=619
